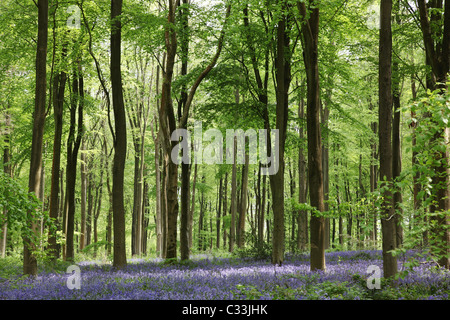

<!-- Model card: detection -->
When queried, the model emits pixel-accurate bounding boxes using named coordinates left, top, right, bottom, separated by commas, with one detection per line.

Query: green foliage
left=398, top=85, right=450, bottom=268
left=81, top=240, right=111, bottom=254
left=233, top=277, right=368, bottom=300
left=407, top=86, right=450, bottom=198
left=233, top=236, right=272, bottom=261
left=0, top=172, right=47, bottom=234
left=0, top=255, right=23, bottom=279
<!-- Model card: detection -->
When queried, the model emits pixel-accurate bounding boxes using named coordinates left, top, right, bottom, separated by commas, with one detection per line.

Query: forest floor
left=0, top=249, right=449, bottom=300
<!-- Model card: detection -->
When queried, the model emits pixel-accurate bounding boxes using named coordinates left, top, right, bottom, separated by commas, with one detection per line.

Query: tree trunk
left=198, top=175, right=206, bottom=251
left=23, top=0, right=48, bottom=276
left=1, top=110, right=11, bottom=258
left=161, top=152, right=169, bottom=258
left=298, top=88, right=308, bottom=251
left=321, top=102, right=330, bottom=250
left=153, top=60, right=163, bottom=257
left=379, top=0, right=398, bottom=278
left=392, top=57, right=403, bottom=248
left=80, top=139, right=87, bottom=251
left=410, top=73, right=422, bottom=242
left=93, top=137, right=105, bottom=258
left=216, top=177, right=223, bottom=249
left=288, top=163, right=296, bottom=252
left=334, top=147, right=343, bottom=246
left=154, top=128, right=163, bottom=257
left=417, top=0, right=450, bottom=270
left=299, top=1, right=325, bottom=271
left=180, top=160, right=190, bottom=260
left=48, top=66, right=66, bottom=260
left=179, top=0, right=190, bottom=261
left=86, top=164, right=93, bottom=247
left=142, top=173, right=150, bottom=255
left=105, top=134, right=113, bottom=256
left=229, top=138, right=237, bottom=252
left=222, top=171, right=228, bottom=249
left=131, top=142, right=142, bottom=256
left=270, top=1, right=292, bottom=266
left=189, top=163, right=198, bottom=251
left=369, top=99, right=378, bottom=246
left=65, top=61, right=84, bottom=262
left=158, top=0, right=178, bottom=260
left=238, top=154, right=249, bottom=248
left=111, top=0, right=127, bottom=268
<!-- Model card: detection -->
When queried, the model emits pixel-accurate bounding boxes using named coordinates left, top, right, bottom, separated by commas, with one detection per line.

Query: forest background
left=0, top=0, right=449, bottom=281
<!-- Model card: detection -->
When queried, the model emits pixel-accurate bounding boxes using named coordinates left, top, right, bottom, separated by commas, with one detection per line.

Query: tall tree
left=297, top=83, right=308, bottom=251
left=392, top=5, right=403, bottom=248
left=269, top=0, right=292, bottom=266
left=237, top=152, right=249, bottom=248
left=48, top=53, right=67, bottom=260
left=23, top=0, right=48, bottom=276
left=64, top=60, right=84, bottom=262
left=299, top=0, right=326, bottom=271
left=1, top=110, right=11, bottom=258
left=241, top=2, right=270, bottom=248
left=159, top=0, right=231, bottom=260
left=125, top=51, right=152, bottom=257
left=47, top=5, right=68, bottom=259
left=80, top=139, right=87, bottom=251
left=111, top=0, right=127, bottom=269
left=229, top=137, right=237, bottom=252
left=178, top=0, right=191, bottom=261
left=417, top=0, right=450, bottom=270
left=158, top=0, right=179, bottom=260
left=379, top=0, right=398, bottom=278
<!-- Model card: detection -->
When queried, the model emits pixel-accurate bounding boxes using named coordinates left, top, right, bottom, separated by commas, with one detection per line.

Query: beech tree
left=416, top=0, right=450, bottom=270
left=2, top=0, right=450, bottom=280
left=64, top=59, right=84, bottom=261
left=269, top=0, right=292, bottom=266
left=379, top=0, right=397, bottom=278
left=299, top=0, right=326, bottom=271
left=23, top=0, right=48, bottom=276
left=158, top=0, right=231, bottom=260
left=111, top=0, right=127, bottom=269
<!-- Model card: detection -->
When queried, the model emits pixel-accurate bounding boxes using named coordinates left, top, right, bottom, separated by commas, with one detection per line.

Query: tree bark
left=152, top=59, right=163, bottom=257
left=1, top=110, right=11, bottom=258
left=238, top=154, right=249, bottom=248
left=111, top=0, right=127, bottom=268
left=180, top=160, right=190, bottom=260
left=216, top=177, right=223, bottom=249
left=379, top=0, right=398, bottom=278
left=321, top=102, right=330, bottom=249
left=299, top=1, right=326, bottom=271
left=188, top=163, right=198, bottom=251
left=159, top=0, right=179, bottom=260
left=229, top=138, right=237, bottom=252
left=392, top=57, right=403, bottom=248
left=65, top=61, right=84, bottom=262
left=105, top=133, right=113, bottom=256
left=417, top=0, right=450, bottom=270
left=23, top=0, right=48, bottom=276
left=48, top=60, right=66, bottom=260
left=369, top=98, right=378, bottom=246
left=179, top=0, right=190, bottom=261
left=298, top=86, right=308, bottom=251
left=80, top=139, right=87, bottom=251
left=93, top=136, right=105, bottom=258
left=270, top=1, right=292, bottom=266
left=222, top=171, right=228, bottom=249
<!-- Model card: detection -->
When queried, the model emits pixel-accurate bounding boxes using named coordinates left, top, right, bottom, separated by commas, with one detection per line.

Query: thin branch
left=179, top=3, right=232, bottom=129
left=79, top=2, right=115, bottom=144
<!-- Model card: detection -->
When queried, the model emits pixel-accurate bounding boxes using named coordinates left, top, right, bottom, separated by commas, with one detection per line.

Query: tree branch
left=179, top=3, right=231, bottom=129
